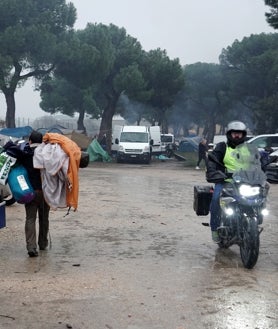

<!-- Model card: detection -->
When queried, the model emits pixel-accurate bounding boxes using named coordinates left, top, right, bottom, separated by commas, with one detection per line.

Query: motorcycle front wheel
left=240, top=218, right=260, bottom=269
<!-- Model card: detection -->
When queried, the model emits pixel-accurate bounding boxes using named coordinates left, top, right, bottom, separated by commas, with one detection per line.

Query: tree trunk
left=206, top=117, right=216, bottom=143
left=77, top=109, right=86, bottom=132
left=161, top=117, right=169, bottom=133
left=98, top=97, right=118, bottom=154
left=5, top=91, right=16, bottom=128
left=159, top=107, right=173, bottom=133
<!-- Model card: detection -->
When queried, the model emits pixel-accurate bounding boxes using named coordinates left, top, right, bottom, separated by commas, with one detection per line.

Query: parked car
left=245, top=134, right=278, bottom=183
left=247, top=134, right=278, bottom=151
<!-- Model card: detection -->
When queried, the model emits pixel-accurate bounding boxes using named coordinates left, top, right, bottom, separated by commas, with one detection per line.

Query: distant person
left=100, top=134, right=107, bottom=150
left=196, top=138, right=208, bottom=169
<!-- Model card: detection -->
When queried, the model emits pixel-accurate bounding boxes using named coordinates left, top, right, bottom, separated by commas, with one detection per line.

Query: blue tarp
left=0, top=126, right=33, bottom=138
left=37, top=124, right=70, bottom=135
left=177, top=136, right=201, bottom=152
left=37, top=127, right=64, bottom=135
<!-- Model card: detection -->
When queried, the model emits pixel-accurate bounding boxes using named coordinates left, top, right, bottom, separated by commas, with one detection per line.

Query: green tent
left=87, top=139, right=111, bottom=162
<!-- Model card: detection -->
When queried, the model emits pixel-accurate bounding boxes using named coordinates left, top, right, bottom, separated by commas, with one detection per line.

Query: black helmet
left=226, top=121, right=247, bottom=147
left=29, top=130, right=43, bottom=143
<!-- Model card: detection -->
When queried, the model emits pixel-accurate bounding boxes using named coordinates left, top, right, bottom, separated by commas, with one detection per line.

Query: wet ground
left=0, top=158, right=277, bottom=329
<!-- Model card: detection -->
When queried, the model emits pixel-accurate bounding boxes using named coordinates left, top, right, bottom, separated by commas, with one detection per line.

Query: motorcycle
left=216, top=143, right=269, bottom=269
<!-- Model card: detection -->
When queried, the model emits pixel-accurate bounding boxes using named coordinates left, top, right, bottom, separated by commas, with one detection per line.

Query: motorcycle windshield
left=230, top=143, right=266, bottom=186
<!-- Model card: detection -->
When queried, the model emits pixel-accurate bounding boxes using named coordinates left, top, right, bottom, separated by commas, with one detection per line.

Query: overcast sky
left=1, top=0, right=274, bottom=121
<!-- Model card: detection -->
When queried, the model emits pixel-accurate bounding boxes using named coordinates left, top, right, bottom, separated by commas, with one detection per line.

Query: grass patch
left=175, top=151, right=206, bottom=168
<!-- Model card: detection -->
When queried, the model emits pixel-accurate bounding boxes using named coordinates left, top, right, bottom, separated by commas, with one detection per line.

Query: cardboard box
left=0, top=201, right=6, bottom=229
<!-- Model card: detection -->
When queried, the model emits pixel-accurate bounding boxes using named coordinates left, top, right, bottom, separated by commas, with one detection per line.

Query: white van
left=149, top=126, right=162, bottom=155
left=111, top=125, right=123, bottom=154
left=115, top=126, right=153, bottom=164
left=161, top=133, right=175, bottom=152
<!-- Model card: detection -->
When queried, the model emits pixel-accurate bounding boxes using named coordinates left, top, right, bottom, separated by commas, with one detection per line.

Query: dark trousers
left=197, top=154, right=208, bottom=167
left=25, top=191, right=50, bottom=252
left=209, top=183, right=224, bottom=231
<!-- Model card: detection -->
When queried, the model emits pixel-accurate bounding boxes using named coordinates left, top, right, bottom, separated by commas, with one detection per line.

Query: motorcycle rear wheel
left=240, top=218, right=260, bottom=269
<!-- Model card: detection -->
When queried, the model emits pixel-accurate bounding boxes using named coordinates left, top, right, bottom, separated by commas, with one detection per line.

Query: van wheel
left=145, top=156, right=151, bottom=164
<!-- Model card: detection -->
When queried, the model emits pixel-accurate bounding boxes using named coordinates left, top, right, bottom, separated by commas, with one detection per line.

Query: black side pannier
left=193, top=185, right=214, bottom=216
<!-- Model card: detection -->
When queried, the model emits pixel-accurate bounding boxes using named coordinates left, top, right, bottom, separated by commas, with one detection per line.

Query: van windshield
left=120, top=132, right=149, bottom=143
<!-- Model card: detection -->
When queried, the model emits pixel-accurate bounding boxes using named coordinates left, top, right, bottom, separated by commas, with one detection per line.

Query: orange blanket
left=43, top=133, right=81, bottom=210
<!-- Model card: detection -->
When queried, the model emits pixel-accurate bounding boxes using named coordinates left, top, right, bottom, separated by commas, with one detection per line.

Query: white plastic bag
left=0, top=152, right=17, bottom=185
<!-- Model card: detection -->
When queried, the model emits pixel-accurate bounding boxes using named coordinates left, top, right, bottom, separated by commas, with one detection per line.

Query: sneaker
left=28, top=250, right=38, bottom=257
left=195, top=166, right=200, bottom=170
left=211, top=231, right=220, bottom=243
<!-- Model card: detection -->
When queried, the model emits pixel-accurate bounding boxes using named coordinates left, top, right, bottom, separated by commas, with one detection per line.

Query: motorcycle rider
left=206, top=121, right=250, bottom=242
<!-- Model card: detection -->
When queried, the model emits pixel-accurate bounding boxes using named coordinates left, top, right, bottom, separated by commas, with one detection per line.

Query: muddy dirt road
left=0, top=159, right=277, bottom=329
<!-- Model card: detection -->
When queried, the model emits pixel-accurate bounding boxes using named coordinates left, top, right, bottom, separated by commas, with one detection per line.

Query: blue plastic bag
left=7, top=165, right=35, bottom=204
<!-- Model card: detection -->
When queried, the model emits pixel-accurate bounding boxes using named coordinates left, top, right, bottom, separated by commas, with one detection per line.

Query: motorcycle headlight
left=239, top=184, right=260, bottom=197
left=225, top=207, right=234, bottom=216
